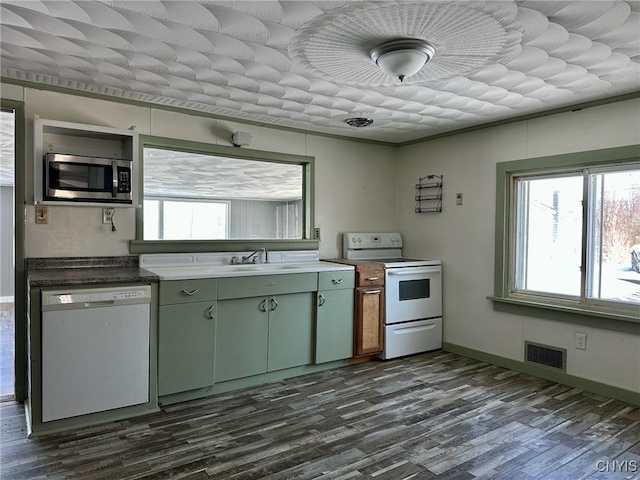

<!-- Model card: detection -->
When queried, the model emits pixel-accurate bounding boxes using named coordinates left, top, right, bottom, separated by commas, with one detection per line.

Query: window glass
left=511, top=165, right=640, bottom=308
left=143, top=147, right=304, bottom=240
left=587, top=168, right=640, bottom=304
left=514, top=174, right=583, bottom=297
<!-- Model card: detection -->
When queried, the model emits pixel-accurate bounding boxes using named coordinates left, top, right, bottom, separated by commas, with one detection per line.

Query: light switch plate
left=35, top=206, right=48, bottom=224
left=456, top=193, right=463, bottom=206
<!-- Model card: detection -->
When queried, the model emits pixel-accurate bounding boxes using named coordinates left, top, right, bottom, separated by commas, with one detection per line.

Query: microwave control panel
left=117, top=167, right=131, bottom=193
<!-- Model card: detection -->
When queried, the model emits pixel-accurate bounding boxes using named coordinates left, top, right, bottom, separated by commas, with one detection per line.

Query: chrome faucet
left=231, top=248, right=269, bottom=265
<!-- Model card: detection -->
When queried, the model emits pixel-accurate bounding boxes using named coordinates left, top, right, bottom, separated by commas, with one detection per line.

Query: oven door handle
left=387, top=267, right=440, bottom=275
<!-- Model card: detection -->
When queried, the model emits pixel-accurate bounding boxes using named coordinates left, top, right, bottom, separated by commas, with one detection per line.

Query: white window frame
left=492, top=145, right=640, bottom=325
left=508, top=164, right=640, bottom=315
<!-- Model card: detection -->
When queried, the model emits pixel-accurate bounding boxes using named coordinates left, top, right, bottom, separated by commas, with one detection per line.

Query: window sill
left=130, top=239, right=320, bottom=255
left=488, top=295, right=640, bottom=332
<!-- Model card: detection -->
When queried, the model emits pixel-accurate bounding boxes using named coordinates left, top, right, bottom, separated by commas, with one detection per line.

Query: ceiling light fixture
left=370, top=39, right=436, bottom=83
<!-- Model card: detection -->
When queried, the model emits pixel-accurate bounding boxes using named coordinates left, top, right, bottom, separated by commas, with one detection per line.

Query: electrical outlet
left=314, top=227, right=321, bottom=240
left=35, top=206, right=48, bottom=224
left=456, top=193, right=463, bottom=206
left=576, top=333, right=587, bottom=350
left=102, top=208, right=114, bottom=224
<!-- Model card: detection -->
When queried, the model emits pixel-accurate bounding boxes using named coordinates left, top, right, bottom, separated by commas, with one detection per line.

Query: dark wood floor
left=2, top=351, right=639, bottom=479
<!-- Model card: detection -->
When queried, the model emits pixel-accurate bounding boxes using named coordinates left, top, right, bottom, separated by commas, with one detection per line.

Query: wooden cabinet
left=354, top=264, right=384, bottom=357
left=316, top=271, right=355, bottom=364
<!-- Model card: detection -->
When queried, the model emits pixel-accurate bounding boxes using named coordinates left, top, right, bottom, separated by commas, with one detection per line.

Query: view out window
left=143, top=199, right=228, bottom=240
left=142, top=146, right=305, bottom=241
left=512, top=165, right=640, bottom=309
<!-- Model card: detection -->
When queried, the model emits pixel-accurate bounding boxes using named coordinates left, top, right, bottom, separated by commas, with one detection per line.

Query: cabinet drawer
left=318, top=270, right=355, bottom=291
left=159, top=279, right=218, bottom=305
left=356, top=264, right=384, bottom=287
left=218, top=273, right=317, bottom=300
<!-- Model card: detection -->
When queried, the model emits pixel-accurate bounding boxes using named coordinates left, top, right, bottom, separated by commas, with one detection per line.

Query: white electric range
left=343, top=232, right=442, bottom=359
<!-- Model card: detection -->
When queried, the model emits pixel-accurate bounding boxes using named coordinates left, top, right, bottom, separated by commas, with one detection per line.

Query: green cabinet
left=215, top=297, right=269, bottom=382
left=158, top=301, right=216, bottom=396
left=316, top=289, right=354, bottom=364
left=215, top=292, right=315, bottom=383
left=316, top=270, right=355, bottom=363
left=158, top=269, right=354, bottom=396
left=268, top=293, right=314, bottom=371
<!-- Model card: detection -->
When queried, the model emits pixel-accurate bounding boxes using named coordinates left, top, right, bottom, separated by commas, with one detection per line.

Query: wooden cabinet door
left=215, top=297, right=269, bottom=382
left=158, top=301, right=216, bottom=396
left=354, top=287, right=384, bottom=356
left=316, top=289, right=354, bottom=363
left=268, top=293, right=314, bottom=372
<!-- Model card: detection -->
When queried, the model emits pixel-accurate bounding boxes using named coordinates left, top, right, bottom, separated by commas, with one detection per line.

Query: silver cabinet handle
left=270, top=298, right=278, bottom=311
left=181, top=289, right=198, bottom=296
left=318, top=294, right=326, bottom=306
left=259, top=299, right=268, bottom=312
left=206, top=304, right=215, bottom=320
left=331, top=278, right=343, bottom=284
left=363, top=289, right=382, bottom=294
left=366, top=277, right=379, bottom=281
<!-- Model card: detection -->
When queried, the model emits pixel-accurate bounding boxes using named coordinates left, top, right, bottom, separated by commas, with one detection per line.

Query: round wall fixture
left=289, top=0, right=523, bottom=85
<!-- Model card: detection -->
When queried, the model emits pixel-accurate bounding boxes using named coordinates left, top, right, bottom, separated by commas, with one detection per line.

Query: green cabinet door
left=215, top=297, right=269, bottom=382
left=268, top=293, right=314, bottom=372
left=316, top=289, right=354, bottom=363
left=158, top=301, right=216, bottom=396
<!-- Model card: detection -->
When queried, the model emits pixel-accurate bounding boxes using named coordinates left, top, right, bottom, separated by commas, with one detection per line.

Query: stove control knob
left=357, top=237, right=361, bottom=243
left=351, top=236, right=356, bottom=243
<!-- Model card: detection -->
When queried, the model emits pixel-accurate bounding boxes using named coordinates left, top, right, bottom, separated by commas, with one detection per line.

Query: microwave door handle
left=111, top=161, right=118, bottom=197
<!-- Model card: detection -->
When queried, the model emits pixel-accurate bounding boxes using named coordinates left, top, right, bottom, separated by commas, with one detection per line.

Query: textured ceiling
left=144, top=147, right=302, bottom=200
left=0, top=111, right=15, bottom=186
left=1, top=1, right=639, bottom=144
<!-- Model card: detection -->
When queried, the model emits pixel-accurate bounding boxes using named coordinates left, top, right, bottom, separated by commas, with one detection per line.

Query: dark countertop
left=27, top=256, right=159, bottom=288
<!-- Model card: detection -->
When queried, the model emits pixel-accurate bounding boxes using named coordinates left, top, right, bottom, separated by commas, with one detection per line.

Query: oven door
left=385, top=265, right=442, bottom=324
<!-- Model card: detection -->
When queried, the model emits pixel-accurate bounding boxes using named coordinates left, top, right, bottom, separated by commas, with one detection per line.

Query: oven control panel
left=343, top=232, right=403, bottom=250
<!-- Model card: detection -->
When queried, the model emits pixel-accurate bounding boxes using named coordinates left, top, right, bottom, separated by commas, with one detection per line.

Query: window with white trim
left=511, top=164, right=640, bottom=310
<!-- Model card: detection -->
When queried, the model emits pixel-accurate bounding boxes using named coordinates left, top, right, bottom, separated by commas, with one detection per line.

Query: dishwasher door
left=41, top=285, right=151, bottom=423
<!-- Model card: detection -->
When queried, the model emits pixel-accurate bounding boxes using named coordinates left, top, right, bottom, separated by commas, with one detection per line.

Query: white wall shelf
left=33, top=116, right=139, bottom=207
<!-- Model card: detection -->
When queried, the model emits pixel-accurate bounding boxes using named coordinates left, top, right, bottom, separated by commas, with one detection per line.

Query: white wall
left=397, top=98, right=640, bottom=393
left=9, top=85, right=397, bottom=259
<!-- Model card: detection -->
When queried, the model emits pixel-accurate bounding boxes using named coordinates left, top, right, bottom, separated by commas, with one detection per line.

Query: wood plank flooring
left=2, top=351, right=639, bottom=479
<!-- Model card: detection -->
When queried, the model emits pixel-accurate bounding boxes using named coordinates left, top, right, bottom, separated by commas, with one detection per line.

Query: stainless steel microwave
left=44, top=153, right=133, bottom=204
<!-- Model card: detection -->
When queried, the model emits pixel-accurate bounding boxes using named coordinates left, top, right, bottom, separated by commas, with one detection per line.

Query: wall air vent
left=524, top=341, right=566, bottom=371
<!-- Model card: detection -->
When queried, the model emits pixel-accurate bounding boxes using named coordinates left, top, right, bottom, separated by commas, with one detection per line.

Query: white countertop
left=140, top=251, right=353, bottom=280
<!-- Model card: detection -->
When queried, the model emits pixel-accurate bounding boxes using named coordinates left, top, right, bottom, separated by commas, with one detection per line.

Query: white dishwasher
left=41, top=285, right=151, bottom=422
